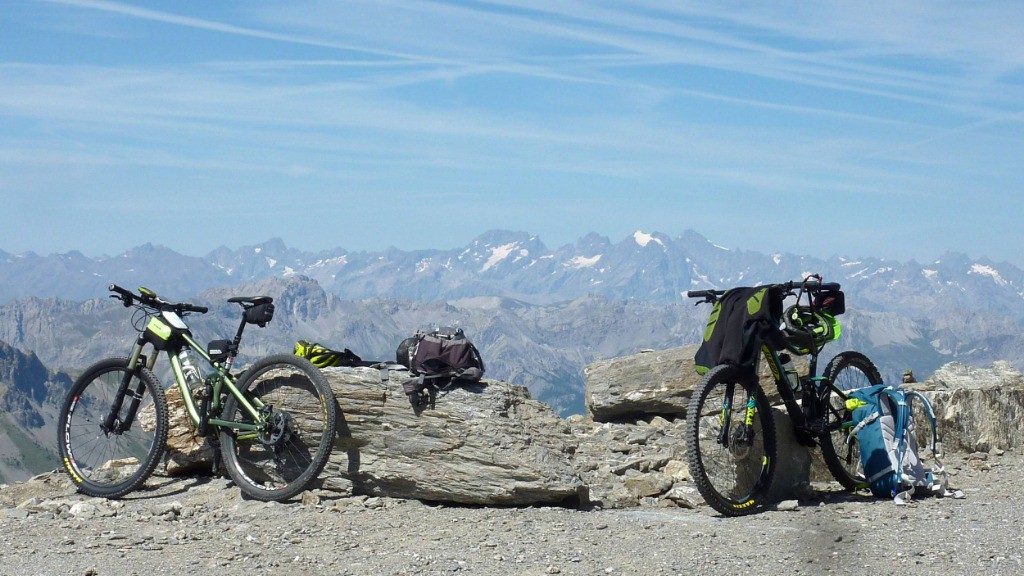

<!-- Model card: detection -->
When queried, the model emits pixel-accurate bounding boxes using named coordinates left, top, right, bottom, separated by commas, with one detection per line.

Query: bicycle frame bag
left=694, top=286, right=786, bottom=375
left=846, top=384, right=962, bottom=503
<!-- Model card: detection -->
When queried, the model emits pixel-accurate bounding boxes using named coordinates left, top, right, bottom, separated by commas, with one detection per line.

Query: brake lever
left=110, top=294, right=133, bottom=307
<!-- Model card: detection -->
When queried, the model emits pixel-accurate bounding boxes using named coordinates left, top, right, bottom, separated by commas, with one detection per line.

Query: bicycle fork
left=100, top=337, right=152, bottom=435
left=717, top=382, right=757, bottom=448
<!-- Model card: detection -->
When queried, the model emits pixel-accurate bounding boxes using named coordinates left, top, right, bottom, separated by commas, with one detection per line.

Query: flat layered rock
left=319, top=367, right=587, bottom=506
left=584, top=346, right=700, bottom=421
left=160, top=367, right=587, bottom=507
left=584, top=345, right=808, bottom=421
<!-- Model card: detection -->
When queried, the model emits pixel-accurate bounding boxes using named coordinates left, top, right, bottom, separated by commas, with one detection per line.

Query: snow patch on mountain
left=565, top=255, right=602, bottom=269
left=970, top=264, right=1008, bottom=286
left=311, top=256, right=348, bottom=269
left=633, top=231, right=664, bottom=249
left=482, top=243, right=525, bottom=272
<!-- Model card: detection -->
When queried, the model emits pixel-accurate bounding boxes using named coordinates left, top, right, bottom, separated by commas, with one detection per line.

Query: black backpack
left=396, top=327, right=485, bottom=402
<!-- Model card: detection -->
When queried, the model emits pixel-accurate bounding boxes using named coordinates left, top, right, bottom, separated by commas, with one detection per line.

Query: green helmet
left=782, top=305, right=841, bottom=354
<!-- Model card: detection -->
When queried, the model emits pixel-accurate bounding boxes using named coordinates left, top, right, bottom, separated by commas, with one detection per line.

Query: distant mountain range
left=1, top=229, right=1023, bottom=481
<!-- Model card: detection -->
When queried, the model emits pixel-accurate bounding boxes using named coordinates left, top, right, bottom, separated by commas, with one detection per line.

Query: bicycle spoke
left=58, top=358, right=168, bottom=498
left=819, top=351, right=882, bottom=490
left=687, top=365, right=775, bottom=516
left=220, top=355, right=337, bottom=501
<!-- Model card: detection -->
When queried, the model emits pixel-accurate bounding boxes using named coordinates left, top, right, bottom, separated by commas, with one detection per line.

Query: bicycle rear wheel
left=219, top=354, right=338, bottom=501
left=686, top=364, right=776, bottom=516
left=819, top=351, right=883, bottom=490
left=58, top=357, right=168, bottom=498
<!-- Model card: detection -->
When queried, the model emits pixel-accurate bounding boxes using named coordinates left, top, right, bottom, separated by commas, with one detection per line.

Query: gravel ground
left=1, top=451, right=1021, bottom=576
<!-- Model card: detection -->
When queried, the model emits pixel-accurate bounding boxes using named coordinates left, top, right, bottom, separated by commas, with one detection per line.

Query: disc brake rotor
left=257, top=410, right=292, bottom=447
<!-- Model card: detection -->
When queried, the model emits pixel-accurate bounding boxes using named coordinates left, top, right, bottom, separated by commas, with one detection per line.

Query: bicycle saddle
left=228, top=296, right=273, bottom=305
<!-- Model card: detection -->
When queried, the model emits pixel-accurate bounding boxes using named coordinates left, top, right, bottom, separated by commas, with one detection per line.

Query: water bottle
left=780, top=353, right=799, bottom=392
left=178, top=349, right=203, bottom=392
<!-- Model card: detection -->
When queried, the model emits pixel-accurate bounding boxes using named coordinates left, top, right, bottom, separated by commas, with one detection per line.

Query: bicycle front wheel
left=819, top=351, right=883, bottom=490
left=686, top=364, right=776, bottom=516
left=220, top=354, right=338, bottom=501
left=58, top=357, right=168, bottom=498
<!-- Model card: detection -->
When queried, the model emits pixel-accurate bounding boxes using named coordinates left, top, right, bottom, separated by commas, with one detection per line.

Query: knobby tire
left=686, top=364, right=776, bottom=516
left=819, top=351, right=883, bottom=490
left=219, top=354, right=338, bottom=502
left=58, top=357, right=169, bottom=498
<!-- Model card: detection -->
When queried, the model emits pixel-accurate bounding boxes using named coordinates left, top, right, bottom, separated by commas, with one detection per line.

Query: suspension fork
left=716, top=381, right=758, bottom=447
left=101, top=337, right=151, bottom=434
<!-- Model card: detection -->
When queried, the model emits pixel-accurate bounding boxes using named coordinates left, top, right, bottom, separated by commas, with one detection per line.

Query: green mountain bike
left=685, top=276, right=882, bottom=516
left=58, top=284, right=338, bottom=501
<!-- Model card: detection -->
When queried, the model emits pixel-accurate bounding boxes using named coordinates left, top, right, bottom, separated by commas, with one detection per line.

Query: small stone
left=69, top=502, right=98, bottom=518
left=546, top=566, right=562, bottom=574
left=776, top=500, right=800, bottom=511
left=5, top=508, right=30, bottom=520
left=151, top=501, right=183, bottom=517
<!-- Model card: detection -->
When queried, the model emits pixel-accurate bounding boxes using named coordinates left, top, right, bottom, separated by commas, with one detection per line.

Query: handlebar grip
left=108, top=284, right=134, bottom=307
left=785, top=280, right=841, bottom=291
left=184, top=304, right=209, bottom=314
left=686, top=289, right=726, bottom=298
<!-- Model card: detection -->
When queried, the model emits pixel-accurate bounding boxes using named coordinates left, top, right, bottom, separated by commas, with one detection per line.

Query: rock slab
left=584, top=346, right=700, bottom=421
left=321, top=367, right=587, bottom=506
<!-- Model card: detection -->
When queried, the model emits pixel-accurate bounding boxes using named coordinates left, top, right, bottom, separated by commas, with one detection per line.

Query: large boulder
left=159, top=367, right=587, bottom=507
left=320, top=367, right=586, bottom=506
left=911, top=361, right=1024, bottom=453
left=582, top=346, right=821, bottom=500
left=584, top=346, right=699, bottom=421
left=584, top=345, right=808, bottom=422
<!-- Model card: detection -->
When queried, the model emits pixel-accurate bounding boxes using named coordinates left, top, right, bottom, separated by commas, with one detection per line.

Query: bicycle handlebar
left=686, top=278, right=841, bottom=304
left=108, top=284, right=209, bottom=314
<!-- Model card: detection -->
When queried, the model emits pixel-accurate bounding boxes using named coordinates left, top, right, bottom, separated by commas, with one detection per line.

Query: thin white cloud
left=35, top=0, right=441, bottom=63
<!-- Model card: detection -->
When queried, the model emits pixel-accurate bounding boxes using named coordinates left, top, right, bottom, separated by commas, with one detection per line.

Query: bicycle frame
left=106, top=324, right=266, bottom=438
left=757, top=343, right=851, bottom=436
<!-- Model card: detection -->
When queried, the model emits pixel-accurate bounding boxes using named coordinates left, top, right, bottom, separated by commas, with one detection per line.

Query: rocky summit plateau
left=3, top=350, right=1023, bottom=575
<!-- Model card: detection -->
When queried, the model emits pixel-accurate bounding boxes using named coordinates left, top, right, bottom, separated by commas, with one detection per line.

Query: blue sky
left=1, top=1, right=1022, bottom=266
